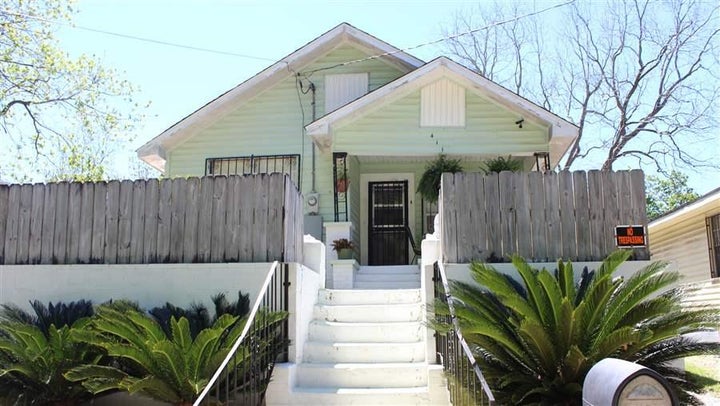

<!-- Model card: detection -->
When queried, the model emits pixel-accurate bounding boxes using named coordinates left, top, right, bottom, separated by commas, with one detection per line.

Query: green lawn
left=686, top=355, right=720, bottom=397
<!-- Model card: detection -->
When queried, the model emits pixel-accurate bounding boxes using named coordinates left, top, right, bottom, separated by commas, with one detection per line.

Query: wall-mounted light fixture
left=515, top=118, right=524, bottom=129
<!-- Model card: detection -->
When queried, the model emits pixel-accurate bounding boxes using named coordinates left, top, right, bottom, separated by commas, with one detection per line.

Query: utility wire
left=0, top=9, right=278, bottom=62
left=2, top=0, right=574, bottom=69
left=300, top=0, right=576, bottom=75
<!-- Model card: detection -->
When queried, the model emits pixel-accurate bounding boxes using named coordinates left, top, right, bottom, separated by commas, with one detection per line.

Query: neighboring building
left=648, top=187, right=720, bottom=283
left=138, top=23, right=578, bottom=266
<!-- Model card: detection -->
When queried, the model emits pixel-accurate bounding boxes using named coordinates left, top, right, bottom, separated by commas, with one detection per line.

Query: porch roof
left=306, top=57, right=579, bottom=168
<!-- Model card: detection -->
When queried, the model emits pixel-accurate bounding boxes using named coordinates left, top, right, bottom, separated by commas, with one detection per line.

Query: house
left=649, top=186, right=720, bottom=283
left=137, top=22, right=578, bottom=268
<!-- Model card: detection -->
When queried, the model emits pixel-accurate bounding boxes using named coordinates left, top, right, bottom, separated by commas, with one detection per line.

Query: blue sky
left=56, top=0, right=718, bottom=193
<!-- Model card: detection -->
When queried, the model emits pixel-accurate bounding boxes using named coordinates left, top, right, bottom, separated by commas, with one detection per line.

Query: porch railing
left=194, top=261, right=290, bottom=406
left=433, top=261, right=495, bottom=405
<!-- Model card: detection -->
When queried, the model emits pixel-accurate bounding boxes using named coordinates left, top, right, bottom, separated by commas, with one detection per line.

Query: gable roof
left=137, top=23, right=424, bottom=171
left=305, top=57, right=579, bottom=168
left=649, top=186, right=720, bottom=230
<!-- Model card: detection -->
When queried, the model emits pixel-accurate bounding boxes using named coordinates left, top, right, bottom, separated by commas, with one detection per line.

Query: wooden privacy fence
left=441, top=170, right=649, bottom=263
left=0, top=173, right=303, bottom=265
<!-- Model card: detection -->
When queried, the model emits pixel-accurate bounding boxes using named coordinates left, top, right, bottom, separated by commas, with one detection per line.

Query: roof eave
left=136, top=23, right=424, bottom=164
left=137, top=143, right=167, bottom=172
left=305, top=57, right=580, bottom=160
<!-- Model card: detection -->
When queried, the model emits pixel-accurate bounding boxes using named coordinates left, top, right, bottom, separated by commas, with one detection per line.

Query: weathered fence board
left=442, top=170, right=649, bottom=263
left=0, top=174, right=303, bottom=265
left=40, top=183, right=56, bottom=264
left=29, top=185, right=44, bottom=264
left=0, top=186, right=8, bottom=263
left=544, top=172, right=562, bottom=260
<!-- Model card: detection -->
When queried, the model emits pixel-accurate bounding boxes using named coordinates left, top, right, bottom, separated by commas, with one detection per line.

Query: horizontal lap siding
left=650, top=213, right=717, bottom=283
left=166, top=45, right=407, bottom=223
left=334, top=88, right=549, bottom=156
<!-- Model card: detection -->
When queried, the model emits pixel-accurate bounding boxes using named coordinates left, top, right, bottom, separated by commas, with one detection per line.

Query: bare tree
left=443, top=0, right=719, bottom=173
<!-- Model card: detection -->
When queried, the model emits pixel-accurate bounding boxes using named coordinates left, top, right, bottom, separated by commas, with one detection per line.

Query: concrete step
left=354, top=272, right=420, bottom=282
left=318, top=289, right=421, bottom=306
left=308, top=320, right=424, bottom=343
left=303, top=341, right=425, bottom=363
left=266, top=364, right=451, bottom=406
left=358, top=265, right=419, bottom=274
left=353, top=280, right=421, bottom=289
left=296, top=363, right=428, bottom=388
left=313, top=303, right=422, bottom=323
left=283, top=386, right=441, bottom=405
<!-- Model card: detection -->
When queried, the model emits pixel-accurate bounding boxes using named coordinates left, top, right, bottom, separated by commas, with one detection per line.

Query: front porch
left=325, top=153, right=549, bottom=269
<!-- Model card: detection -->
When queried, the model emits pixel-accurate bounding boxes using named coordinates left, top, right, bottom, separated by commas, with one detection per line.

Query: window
left=708, top=214, right=720, bottom=278
left=206, top=154, right=300, bottom=186
left=325, top=73, right=368, bottom=113
left=420, top=78, right=466, bottom=127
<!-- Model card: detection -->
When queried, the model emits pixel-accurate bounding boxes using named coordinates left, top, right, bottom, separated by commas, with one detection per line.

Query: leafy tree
left=646, top=170, right=700, bottom=220
left=439, top=251, right=720, bottom=404
left=444, top=0, right=719, bottom=173
left=0, top=0, right=141, bottom=182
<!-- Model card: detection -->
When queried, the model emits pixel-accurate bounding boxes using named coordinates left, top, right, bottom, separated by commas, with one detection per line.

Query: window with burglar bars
left=205, top=154, right=300, bottom=187
left=708, top=214, right=720, bottom=278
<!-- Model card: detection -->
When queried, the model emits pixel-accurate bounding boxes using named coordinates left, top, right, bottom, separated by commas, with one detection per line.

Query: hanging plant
left=417, top=154, right=463, bottom=203
left=481, top=155, right=523, bottom=174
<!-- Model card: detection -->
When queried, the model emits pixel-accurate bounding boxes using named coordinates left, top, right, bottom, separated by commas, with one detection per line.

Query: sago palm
left=66, top=304, right=287, bottom=405
left=441, top=250, right=720, bottom=405
left=0, top=319, right=100, bottom=406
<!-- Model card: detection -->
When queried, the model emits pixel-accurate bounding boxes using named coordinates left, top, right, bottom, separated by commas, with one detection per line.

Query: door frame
left=360, top=173, right=415, bottom=265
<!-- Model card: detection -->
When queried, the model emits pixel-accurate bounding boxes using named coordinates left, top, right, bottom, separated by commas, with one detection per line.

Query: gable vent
left=325, top=73, right=369, bottom=113
left=420, top=78, right=465, bottom=127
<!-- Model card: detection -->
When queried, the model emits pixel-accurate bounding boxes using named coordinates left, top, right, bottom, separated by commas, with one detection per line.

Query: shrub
left=438, top=251, right=720, bottom=404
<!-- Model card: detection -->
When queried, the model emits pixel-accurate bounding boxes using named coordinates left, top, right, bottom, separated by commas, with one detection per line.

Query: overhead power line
left=299, top=0, right=576, bottom=75
left=0, top=9, right=278, bottom=62
left=1, top=0, right=575, bottom=70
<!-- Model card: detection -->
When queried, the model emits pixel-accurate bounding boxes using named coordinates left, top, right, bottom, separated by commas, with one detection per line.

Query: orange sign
left=615, top=225, right=646, bottom=247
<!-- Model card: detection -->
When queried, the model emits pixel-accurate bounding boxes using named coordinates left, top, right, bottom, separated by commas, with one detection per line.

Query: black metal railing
left=206, top=154, right=301, bottom=188
left=332, top=152, right=348, bottom=222
left=433, top=262, right=495, bottom=405
left=194, top=261, right=290, bottom=406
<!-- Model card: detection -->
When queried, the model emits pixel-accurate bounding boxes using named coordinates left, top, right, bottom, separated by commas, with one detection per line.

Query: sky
left=52, top=0, right=719, bottom=193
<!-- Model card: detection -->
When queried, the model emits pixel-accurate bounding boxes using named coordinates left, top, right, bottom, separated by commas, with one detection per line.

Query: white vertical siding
left=420, top=78, right=465, bottom=127
left=325, top=73, right=369, bottom=113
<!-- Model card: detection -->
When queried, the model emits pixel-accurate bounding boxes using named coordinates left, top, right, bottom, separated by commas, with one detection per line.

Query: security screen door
left=368, top=181, right=409, bottom=265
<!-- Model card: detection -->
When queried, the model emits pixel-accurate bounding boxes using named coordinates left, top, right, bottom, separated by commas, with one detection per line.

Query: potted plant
left=336, top=171, right=349, bottom=193
left=417, top=154, right=463, bottom=203
left=331, top=238, right=354, bottom=259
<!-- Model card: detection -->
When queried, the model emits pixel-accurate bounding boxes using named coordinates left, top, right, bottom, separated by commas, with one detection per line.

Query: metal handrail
left=434, top=261, right=495, bottom=405
left=194, top=261, right=289, bottom=405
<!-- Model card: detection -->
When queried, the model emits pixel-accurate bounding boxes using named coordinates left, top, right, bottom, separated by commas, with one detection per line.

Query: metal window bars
left=206, top=154, right=301, bottom=188
left=194, top=261, right=290, bottom=406
left=433, top=261, right=495, bottom=405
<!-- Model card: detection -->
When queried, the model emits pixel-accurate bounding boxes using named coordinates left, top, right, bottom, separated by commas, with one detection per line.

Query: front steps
left=267, top=284, right=450, bottom=405
left=354, top=265, right=421, bottom=289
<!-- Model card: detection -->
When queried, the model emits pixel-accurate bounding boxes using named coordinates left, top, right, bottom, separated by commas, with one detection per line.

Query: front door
left=368, top=181, right=409, bottom=265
